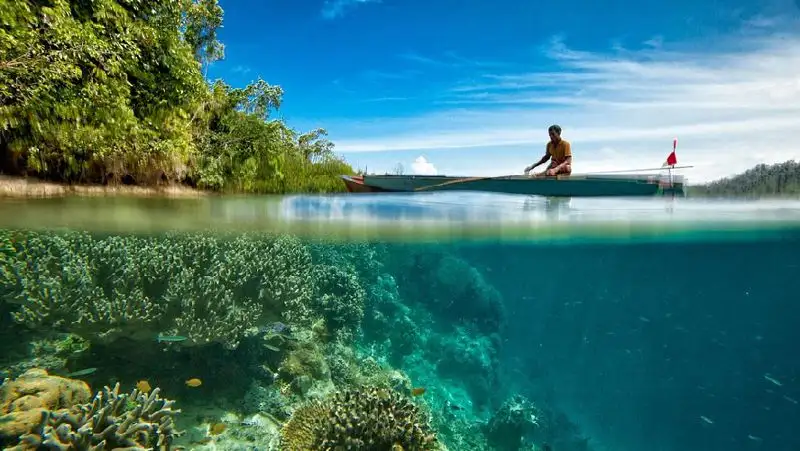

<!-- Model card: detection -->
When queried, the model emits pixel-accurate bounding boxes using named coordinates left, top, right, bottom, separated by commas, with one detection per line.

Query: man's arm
left=524, top=150, right=551, bottom=173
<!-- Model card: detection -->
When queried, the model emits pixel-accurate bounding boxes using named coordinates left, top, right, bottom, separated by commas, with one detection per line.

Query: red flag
left=665, top=150, right=677, bottom=166
left=663, top=138, right=678, bottom=166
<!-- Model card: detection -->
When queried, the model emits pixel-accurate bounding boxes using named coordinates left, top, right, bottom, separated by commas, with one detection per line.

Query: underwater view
left=1, top=192, right=799, bottom=451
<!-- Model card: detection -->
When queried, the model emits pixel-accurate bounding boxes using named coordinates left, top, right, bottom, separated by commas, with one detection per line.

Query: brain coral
left=280, top=386, right=440, bottom=451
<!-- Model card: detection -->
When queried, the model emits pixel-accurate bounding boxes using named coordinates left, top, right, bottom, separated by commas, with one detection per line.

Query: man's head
left=548, top=124, right=562, bottom=143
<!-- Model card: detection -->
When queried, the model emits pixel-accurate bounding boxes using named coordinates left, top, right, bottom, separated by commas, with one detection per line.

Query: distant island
left=687, top=160, right=800, bottom=197
left=0, top=1, right=356, bottom=198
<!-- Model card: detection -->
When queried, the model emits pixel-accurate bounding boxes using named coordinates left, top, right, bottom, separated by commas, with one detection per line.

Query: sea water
left=0, top=192, right=799, bottom=451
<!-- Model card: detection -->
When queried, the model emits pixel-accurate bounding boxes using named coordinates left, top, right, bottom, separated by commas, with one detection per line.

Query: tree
left=391, top=163, right=405, bottom=175
left=0, top=0, right=356, bottom=193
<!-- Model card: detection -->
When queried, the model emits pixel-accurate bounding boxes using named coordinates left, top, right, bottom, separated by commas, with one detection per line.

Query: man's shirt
left=547, top=139, right=572, bottom=163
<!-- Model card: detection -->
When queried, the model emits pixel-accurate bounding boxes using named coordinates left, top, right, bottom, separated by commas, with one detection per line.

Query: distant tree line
left=0, top=0, right=355, bottom=194
left=688, top=160, right=800, bottom=197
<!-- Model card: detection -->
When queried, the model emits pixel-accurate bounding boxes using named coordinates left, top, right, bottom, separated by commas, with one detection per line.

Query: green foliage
left=688, top=160, right=800, bottom=198
left=0, top=0, right=355, bottom=193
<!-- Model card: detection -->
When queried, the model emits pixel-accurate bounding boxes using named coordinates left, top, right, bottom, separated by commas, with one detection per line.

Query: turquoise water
left=1, top=192, right=799, bottom=451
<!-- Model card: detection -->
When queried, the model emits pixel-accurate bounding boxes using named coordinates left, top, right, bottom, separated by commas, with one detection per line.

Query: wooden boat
left=340, top=172, right=686, bottom=197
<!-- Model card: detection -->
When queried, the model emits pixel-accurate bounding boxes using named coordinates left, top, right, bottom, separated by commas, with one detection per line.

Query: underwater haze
left=1, top=192, right=799, bottom=451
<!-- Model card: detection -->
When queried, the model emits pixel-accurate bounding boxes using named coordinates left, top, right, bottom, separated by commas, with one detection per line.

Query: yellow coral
left=279, top=400, right=330, bottom=450
left=279, top=386, right=439, bottom=451
left=0, top=368, right=91, bottom=442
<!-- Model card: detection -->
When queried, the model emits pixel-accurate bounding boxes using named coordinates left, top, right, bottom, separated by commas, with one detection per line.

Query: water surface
left=1, top=192, right=798, bottom=451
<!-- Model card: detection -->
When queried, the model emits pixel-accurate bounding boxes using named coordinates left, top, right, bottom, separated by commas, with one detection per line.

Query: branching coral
left=311, top=263, right=366, bottom=338
left=161, top=264, right=262, bottom=349
left=2, top=231, right=168, bottom=342
left=219, top=233, right=316, bottom=327
left=4, top=231, right=159, bottom=336
left=279, top=386, right=440, bottom=451
left=17, top=382, right=181, bottom=450
left=0, top=230, right=317, bottom=348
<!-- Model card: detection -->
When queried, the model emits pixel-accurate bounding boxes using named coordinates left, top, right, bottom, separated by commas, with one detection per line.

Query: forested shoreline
left=688, top=160, right=800, bottom=197
left=0, top=0, right=355, bottom=194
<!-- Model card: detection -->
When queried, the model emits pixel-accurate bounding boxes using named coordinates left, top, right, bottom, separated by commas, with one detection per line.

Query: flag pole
left=669, top=138, right=677, bottom=188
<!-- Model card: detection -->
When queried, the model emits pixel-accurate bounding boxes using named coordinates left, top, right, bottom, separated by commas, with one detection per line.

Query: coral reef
left=0, top=230, right=316, bottom=348
left=243, top=381, right=291, bottom=420
left=485, top=394, right=543, bottom=451
left=386, top=246, right=507, bottom=336
left=16, top=382, right=181, bottom=450
left=311, top=263, right=366, bottom=340
left=0, top=368, right=92, bottom=443
left=277, top=336, right=331, bottom=396
left=0, top=231, right=598, bottom=451
left=0, top=332, right=90, bottom=379
left=429, top=325, right=499, bottom=408
left=279, top=386, right=440, bottom=451
left=373, top=246, right=506, bottom=411
left=0, top=368, right=180, bottom=451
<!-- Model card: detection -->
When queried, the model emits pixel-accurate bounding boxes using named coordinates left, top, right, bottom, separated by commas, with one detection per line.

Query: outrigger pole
left=587, top=138, right=688, bottom=179
left=586, top=164, right=693, bottom=174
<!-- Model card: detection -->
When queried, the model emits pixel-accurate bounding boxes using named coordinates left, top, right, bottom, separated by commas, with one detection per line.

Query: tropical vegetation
left=689, top=160, right=800, bottom=197
left=0, top=0, right=355, bottom=194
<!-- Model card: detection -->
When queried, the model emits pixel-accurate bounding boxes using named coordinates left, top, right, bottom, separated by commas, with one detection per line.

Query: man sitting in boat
left=524, top=124, right=572, bottom=176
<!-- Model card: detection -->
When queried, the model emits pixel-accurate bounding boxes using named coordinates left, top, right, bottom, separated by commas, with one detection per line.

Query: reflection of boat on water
left=340, top=172, right=686, bottom=198
left=523, top=195, right=573, bottom=213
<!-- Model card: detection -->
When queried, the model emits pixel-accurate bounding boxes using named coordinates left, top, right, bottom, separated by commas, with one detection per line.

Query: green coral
left=0, top=230, right=316, bottom=348
left=51, top=334, right=90, bottom=357
left=311, top=263, right=366, bottom=339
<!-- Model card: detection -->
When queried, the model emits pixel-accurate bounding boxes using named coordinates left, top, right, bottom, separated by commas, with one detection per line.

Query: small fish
left=783, top=395, right=798, bottom=404
left=157, top=334, right=188, bottom=343
left=700, top=415, right=714, bottom=424
left=764, top=374, right=782, bottom=387
left=410, top=387, right=426, bottom=396
left=136, top=380, right=151, bottom=393
left=66, top=368, right=97, bottom=377
left=209, top=422, right=226, bottom=435
left=260, top=322, right=290, bottom=335
left=264, top=344, right=280, bottom=352
left=446, top=400, right=463, bottom=411
left=185, top=378, right=202, bottom=387
left=747, top=435, right=763, bottom=442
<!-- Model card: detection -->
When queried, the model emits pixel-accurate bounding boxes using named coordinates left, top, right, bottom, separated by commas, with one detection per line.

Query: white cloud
left=411, top=156, right=438, bottom=175
left=321, top=0, right=379, bottom=19
left=331, top=21, right=800, bottom=183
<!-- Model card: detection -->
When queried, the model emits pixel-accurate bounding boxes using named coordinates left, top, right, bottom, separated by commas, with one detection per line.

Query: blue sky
left=207, top=0, right=800, bottom=183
